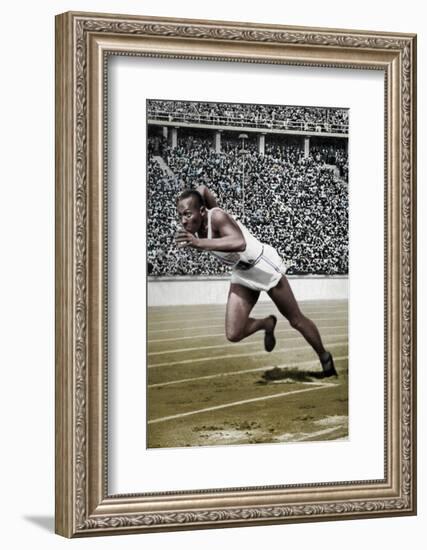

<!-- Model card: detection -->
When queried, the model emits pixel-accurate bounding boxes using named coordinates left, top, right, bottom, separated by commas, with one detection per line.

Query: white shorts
left=231, top=244, right=288, bottom=292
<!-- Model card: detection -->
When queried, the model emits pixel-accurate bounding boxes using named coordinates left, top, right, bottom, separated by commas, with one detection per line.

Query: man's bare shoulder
left=210, top=207, right=232, bottom=226
left=210, top=208, right=241, bottom=237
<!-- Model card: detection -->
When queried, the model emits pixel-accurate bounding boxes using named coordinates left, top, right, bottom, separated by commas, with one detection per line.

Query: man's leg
left=225, top=283, right=275, bottom=346
left=268, top=275, right=329, bottom=362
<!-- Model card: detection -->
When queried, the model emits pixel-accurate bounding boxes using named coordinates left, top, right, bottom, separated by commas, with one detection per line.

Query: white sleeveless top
left=206, top=208, right=264, bottom=268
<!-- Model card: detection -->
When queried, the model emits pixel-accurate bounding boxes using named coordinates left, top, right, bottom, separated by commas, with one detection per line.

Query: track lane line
left=148, top=341, right=348, bottom=368
left=148, top=323, right=348, bottom=344
left=149, top=310, right=348, bottom=325
left=291, top=426, right=344, bottom=442
left=148, top=355, right=348, bottom=388
left=148, top=302, right=346, bottom=314
left=148, top=330, right=348, bottom=356
left=148, top=383, right=337, bottom=424
left=148, top=305, right=347, bottom=320
left=149, top=316, right=347, bottom=334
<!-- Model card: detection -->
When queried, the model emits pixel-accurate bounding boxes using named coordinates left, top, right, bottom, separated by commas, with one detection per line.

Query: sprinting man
left=175, top=185, right=337, bottom=377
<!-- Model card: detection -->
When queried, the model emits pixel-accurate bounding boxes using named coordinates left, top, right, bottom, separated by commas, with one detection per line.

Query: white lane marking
left=149, top=302, right=347, bottom=311
left=148, top=302, right=346, bottom=314
left=148, top=356, right=348, bottom=388
left=285, top=426, right=344, bottom=442
left=148, top=305, right=347, bottom=320
left=148, top=323, right=348, bottom=344
left=151, top=323, right=225, bottom=333
left=148, top=383, right=336, bottom=424
left=148, top=341, right=347, bottom=369
left=149, top=309, right=347, bottom=325
left=148, top=331, right=348, bottom=356
left=149, top=316, right=347, bottom=334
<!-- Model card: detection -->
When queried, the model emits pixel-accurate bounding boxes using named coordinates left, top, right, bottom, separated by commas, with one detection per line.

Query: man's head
left=176, top=189, right=206, bottom=234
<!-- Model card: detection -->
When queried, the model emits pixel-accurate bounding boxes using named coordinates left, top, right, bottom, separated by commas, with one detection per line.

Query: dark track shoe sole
left=321, top=352, right=338, bottom=377
left=264, top=315, right=277, bottom=352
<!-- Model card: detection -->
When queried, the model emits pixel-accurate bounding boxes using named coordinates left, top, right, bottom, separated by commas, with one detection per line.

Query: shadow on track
left=259, top=367, right=332, bottom=384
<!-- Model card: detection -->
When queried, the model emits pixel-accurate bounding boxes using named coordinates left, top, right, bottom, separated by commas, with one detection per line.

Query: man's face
left=177, top=197, right=205, bottom=234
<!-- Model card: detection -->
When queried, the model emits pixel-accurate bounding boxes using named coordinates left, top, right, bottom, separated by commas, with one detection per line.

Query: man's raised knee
left=226, top=329, right=243, bottom=343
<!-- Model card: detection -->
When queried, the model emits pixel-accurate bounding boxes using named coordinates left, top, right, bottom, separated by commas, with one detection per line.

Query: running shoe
left=321, top=351, right=338, bottom=377
left=264, top=315, right=277, bottom=352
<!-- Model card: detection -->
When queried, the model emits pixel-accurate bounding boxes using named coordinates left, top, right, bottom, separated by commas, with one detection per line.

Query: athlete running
left=175, top=185, right=337, bottom=377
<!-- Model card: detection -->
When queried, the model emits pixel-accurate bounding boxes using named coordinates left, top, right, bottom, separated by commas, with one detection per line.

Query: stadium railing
left=147, top=110, right=349, bottom=135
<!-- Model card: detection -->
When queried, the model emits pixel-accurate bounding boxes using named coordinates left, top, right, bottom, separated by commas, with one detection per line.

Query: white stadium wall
left=148, top=275, right=348, bottom=306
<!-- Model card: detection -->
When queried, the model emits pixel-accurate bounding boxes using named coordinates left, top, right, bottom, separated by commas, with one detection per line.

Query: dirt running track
left=147, top=299, right=348, bottom=449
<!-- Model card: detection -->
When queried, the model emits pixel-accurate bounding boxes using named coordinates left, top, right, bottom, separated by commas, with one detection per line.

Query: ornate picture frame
left=55, top=11, right=416, bottom=537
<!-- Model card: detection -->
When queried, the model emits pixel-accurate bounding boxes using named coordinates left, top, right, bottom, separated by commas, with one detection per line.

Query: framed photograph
left=55, top=11, right=417, bottom=537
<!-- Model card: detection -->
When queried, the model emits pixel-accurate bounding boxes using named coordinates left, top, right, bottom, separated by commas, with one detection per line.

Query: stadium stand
left=148, top=100, right=349, bottom=134
left=147, top=102, right=348, bottom=277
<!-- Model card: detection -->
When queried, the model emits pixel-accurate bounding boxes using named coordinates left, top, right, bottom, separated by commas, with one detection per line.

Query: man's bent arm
left=195, top=209, right=246, bottom=252
left=195, top=236, right=245, bottom=252
left=196, top=185, right=218, bottom=209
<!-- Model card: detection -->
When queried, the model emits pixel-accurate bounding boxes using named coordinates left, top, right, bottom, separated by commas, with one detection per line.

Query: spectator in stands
left=147, top=100, right=349, bottom=134
left=147, top=120, right=348, bottom=277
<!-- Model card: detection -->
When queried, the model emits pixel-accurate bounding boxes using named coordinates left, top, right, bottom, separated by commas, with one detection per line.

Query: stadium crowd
left=147, top=134, right=348, bottom=277
left=148, top=100, right=349, bottom=134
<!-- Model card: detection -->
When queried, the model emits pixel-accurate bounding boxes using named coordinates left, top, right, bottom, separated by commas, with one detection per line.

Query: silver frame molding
left=55, top=11, right=417, bottom=538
